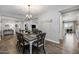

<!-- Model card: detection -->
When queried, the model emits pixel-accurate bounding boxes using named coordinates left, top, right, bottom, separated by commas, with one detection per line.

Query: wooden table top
left=23, top=33, right=37, bottom=41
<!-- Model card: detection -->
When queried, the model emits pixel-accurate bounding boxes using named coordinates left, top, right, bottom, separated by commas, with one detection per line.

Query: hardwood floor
left=62, top=33, right=79, bottom=54
left=0, top=35, right=17, bottom=54
left=0, top=34, right=79, bottom=54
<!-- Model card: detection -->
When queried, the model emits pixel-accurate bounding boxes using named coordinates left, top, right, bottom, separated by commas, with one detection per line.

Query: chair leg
left=16, top=42, right=20, bottom=52
left=37, top=48, right=40, bottom=54
left=18, top=45, right=23, bottom=54
left=43, top=46, right=46, bottom=54
left=23, top=46, right=25, bottom=54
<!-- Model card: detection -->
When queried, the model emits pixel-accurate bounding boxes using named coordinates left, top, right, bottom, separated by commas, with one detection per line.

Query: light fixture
left=26, top=5, right=32, bottom=20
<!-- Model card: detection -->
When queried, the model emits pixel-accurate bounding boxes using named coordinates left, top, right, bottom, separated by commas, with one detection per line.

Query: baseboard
left=45, top=38, right=60, bottom=44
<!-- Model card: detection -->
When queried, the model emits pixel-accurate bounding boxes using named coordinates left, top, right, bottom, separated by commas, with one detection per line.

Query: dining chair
left=33, top=33, right=46, bottom=54
left=16, top=32, right=29, bottom=53
left=32, top=28, right=39, bottom=34
left=16, top=32, right=20, bottom=50
left=38, top=30, right=42, bottom=34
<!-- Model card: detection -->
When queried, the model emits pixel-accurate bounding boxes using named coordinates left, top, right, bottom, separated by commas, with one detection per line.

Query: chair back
left=38, top=30, right=42, bottom=34
left=41, top=33, right=46, bottom=41
left=16, top=32, right=19, bottom=40
left=32, top=28, right=38, bottom=34
left=36, top=33, right=46, bottom=47
left=16, top=32, right=25, bottom=45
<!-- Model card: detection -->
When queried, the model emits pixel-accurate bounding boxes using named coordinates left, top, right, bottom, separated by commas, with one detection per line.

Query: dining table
left=23, top=33, right=37, bottom=54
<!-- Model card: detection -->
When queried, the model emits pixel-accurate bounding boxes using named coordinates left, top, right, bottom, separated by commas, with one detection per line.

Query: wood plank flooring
left=0, top=34, right=79, bottom=54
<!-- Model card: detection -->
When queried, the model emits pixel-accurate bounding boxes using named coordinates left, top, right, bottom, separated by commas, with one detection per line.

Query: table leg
left=29, top=42, right=32, bottom=54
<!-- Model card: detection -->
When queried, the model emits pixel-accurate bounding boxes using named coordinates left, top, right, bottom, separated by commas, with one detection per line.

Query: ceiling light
left=26, top=5, right=32, bottom=20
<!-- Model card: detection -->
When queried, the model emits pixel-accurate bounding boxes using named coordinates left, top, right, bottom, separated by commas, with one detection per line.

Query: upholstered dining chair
left=38, top=30, right=42, bottom=34
left=16, top=32, right=29, bottom=53
left=32, top=28, right=39, bottom=34
left=33, top=33, right=46, bottom=54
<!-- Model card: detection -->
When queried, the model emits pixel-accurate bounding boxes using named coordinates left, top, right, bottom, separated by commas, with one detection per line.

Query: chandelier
left=26, top=5, right=32, bottom=20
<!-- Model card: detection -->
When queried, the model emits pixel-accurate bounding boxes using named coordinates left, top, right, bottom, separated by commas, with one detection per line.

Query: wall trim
left=45, top=38, right=60, bottom=44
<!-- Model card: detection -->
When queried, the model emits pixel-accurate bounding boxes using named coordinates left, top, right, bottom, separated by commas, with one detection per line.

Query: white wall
left=37, top=10, right=60, bottom=43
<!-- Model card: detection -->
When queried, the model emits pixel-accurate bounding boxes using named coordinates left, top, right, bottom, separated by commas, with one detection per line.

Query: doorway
left=63, top=21, right=75, bottom=36
left=63, top=21, right=78, bottom=53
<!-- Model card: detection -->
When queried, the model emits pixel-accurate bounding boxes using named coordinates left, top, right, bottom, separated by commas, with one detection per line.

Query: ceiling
left=0, top=5, right=77, bottom=20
